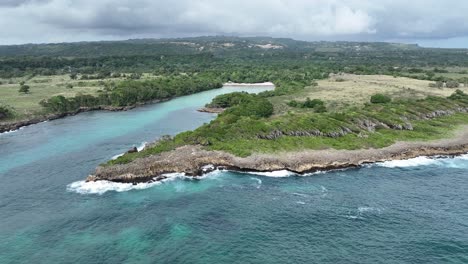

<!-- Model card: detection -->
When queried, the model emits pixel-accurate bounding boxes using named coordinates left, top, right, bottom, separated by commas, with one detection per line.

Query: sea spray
left=111, top=142, right=147, bottom=160
left=245, top=170, right=296, bottom=177
left=67, top=170, right=226, bottom=195
left=374, top=154, right=468, bottom=169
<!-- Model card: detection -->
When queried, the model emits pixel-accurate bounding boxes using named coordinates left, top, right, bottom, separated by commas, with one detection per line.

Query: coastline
left=0, top=82, right=275, bottom=134
left=0, top=98, right=171, bottom=134
left=87, top=126, right=468, bottom=184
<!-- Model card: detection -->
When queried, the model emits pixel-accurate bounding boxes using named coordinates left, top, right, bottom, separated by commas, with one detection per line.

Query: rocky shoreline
left=87, top=126, right=468, bottom=184
left=197, top=107, right=225, bottom=113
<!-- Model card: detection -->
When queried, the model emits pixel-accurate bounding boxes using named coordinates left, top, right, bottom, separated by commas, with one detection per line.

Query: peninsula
left=88, top=74, right=468, bottom=183
left=1, top=37, right=468, bottom=183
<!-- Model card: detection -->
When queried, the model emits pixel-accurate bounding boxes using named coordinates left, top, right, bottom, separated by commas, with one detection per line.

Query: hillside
left=0, top=36, right=422, bottom=57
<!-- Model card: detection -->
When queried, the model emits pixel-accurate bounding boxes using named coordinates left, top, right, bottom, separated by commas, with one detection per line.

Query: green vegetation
left=2, top=37, right=468, bottom=122
left=206, top=92, right=274, bottom=118
left=108, top=90, right=468, bottom=165
left=288, top=98, right=326, bottom=112
left=39, top=74, right=222, bottom=113
left=18, top=84, right=30, bottom=94
left=206, top=92, right=254, bottom=108
left=370, top=94, right=392, bottom=104
left=0, top=105, right=13, bottom=120
left=3, top=36, right=468, bottom=163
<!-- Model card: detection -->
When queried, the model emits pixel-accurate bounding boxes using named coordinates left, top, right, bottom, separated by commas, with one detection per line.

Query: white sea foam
left=137, top=142, right=147, bottom=151
left=376, top=156, right=438, bottom=168
left=345, top=206, right=383, bottom=220
left=111, top=153, right=125, bottom=160
left=374, top=153, right=468, bottom=169
left=358, top=206, right=382, bottom=214
left=67, top=180, right=162, bottom=195
left=250, top=177, right=262, bottom=186
left=245, top=170, right=296, bottom=177
left=111, top=142, right=147, bottom=160
left=202, top=164, right=215, bottom=172
left=67, top=173, right=185, bottom=195
left=0, top=129, right=17, bottom=135
left=0, top=120, right=49, bottom=136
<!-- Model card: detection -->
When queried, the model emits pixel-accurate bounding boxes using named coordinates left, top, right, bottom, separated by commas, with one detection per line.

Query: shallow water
left=1, top=85, right=468, bottom=263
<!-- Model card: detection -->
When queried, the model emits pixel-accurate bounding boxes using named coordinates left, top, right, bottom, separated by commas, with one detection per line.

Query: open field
left=270, top=74, right=468, bottom=114
left=0, top=75, right=102, bottom=118
left=0, top=74, right=158, bottom=120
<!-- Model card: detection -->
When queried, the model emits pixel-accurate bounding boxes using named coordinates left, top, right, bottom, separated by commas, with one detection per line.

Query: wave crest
left=67, top=172, right=184, bottom=195
left=376, top=156, right=438, bottom=168
left=375, top=154, right=468, bottom=169
left=245, top=170, right=296, bottom=177
left=111, top=142, right=147, bottom=160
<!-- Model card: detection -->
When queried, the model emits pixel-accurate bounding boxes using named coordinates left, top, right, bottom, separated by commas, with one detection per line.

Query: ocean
left=1, top=85, right=467, bottom=263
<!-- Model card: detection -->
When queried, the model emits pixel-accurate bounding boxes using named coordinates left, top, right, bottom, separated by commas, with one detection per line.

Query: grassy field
left=0, top=74, right=158, bottom=121
left=270, top=74, right=468, bottom=114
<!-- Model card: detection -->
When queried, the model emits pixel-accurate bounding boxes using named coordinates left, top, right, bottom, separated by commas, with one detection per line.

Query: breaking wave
left=376, top=156, right=438, bottom=168
left=111, top=142, right=147, bottom=160
left=245, top=170, right=297, bottom=177
left=67, top=173, right=184, bottom=195
left=67, top=170, right=226, bottom=195
left=374, top=154, right=468, bottom=169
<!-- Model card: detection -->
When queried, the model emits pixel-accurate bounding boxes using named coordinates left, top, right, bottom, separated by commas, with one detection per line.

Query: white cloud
left=0, top=0, right=467, bottom=45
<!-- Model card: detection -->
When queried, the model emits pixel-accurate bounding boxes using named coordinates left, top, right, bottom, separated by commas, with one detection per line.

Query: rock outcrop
left=197, top=107, right=225, bottom=113
left=87, top=127, right=468, bottom=184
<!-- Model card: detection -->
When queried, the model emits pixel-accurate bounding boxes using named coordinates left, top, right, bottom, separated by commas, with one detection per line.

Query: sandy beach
left=223, top=82, right=275, bottom=86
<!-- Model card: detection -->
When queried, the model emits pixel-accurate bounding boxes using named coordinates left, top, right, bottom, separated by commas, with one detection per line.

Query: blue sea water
left=1, top=85, right=468, bottom=263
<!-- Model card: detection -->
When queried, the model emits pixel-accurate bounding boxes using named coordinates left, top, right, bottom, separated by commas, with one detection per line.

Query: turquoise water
left=1, top=85, right=468, bottom=263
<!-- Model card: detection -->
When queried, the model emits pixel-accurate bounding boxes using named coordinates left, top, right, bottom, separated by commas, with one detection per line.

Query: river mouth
left=2, top=83, right=468, bottom=263
left=0, top=84, right=274, bottom=174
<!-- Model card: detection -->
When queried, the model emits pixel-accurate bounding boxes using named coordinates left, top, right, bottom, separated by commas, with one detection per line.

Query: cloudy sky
left=1, top=0, right=468, bottom=47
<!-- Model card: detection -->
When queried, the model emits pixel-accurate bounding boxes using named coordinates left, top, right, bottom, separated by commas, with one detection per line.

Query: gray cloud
left=0, top=0, right=467, bottom=46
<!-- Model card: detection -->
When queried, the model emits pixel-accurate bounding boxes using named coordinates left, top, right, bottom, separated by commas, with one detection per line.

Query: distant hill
left=0, top=36, right=422, bottom=57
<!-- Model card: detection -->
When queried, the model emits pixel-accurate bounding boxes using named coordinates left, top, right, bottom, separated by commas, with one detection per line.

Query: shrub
left=446, top=81, right=459, bottom=88
left=370, top=94, right=391, bottom=104
left=287, top=98, right=326, bottom=112
left=303, top=98, right=325, bottom=108
left=19, top=84, right=30, bottom=94
left=0, top=105, right=13, bottom=119
left=448, top=89, right=467, bottom=100
left=287, top=100, right=299, bottom=107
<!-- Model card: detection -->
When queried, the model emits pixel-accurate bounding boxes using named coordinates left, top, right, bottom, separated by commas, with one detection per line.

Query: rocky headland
left=87, top=126, right=468, bottom=184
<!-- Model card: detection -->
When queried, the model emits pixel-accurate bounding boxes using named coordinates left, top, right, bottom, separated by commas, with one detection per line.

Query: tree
left=66, top=84, right=74, bottom=89
left=70, top=73, right=78, bottom=80
left=19, top=84, right=30, bottom=94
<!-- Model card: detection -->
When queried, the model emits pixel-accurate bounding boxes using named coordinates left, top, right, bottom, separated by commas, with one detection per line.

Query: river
left=1, top=85, right=468, bottom=263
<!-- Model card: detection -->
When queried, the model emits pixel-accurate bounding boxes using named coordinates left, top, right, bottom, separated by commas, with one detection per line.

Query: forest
left=2, top=36, right=468, bottom=122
